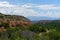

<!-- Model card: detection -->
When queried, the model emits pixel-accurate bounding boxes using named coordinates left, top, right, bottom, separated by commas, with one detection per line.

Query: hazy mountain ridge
left=35, top=20, right=60, bottom=25
left=27, top=16, right=59, bottom=21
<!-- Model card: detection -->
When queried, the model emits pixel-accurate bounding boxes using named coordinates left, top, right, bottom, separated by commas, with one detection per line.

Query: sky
left=0, top=0, right=60, bottom=20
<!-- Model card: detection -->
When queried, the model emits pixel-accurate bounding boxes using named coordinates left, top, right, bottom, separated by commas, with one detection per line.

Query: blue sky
left=0, top=0, right=60, bottom=20
left=0, top=0, right=59, bottom=5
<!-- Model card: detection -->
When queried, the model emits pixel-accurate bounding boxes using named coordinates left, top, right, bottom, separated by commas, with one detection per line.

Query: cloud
left=36, top=5, right=60, bottom=10
left=0, top=1, right=48, bottom=17
left=20, top=4, right=60, bottom=18
left=22, top=4, right=60, bottom=9
left=0, top=1, right=16, bottom=7
left=0, top=1, right=60, bottom=18
left=0, top=1, right=40, bottom=17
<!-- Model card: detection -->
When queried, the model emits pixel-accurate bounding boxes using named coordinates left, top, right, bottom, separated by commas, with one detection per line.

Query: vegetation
left=0, top=20, right=60, bottom=40
left=28, top=21, right=60, bottom=40
left=0, top=13, right=60, bottom=40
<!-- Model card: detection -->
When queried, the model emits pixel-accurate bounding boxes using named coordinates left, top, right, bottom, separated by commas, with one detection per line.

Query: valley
left=0, top=13, right=60, bottom=40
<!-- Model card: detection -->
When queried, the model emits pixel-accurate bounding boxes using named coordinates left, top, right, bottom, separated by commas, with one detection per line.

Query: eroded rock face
left=0, top=13, right=32, bottom=31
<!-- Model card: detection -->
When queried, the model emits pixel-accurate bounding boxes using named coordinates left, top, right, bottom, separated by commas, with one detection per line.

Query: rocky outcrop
left=20, top=30, right=36, bottom=40
left=0, top=13, right=32, bottom=31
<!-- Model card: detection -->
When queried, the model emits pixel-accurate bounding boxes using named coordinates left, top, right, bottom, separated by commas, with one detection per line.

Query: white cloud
left=0, top=1, right=60, bottom=18
left=20, top=4, right=60, bottom=18
left=1, top=2, right=53, bottom=17
left=0, top=1, right=41, bottom=17
left=37, top=5, right=60, bottom=9
left=22, top=4, right=60, bottom=9
left=0, top=1, right=16, bottom=7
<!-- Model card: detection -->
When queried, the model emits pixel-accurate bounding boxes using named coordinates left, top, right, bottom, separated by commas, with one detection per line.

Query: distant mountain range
left=27, top=16, right=59, bottom=21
